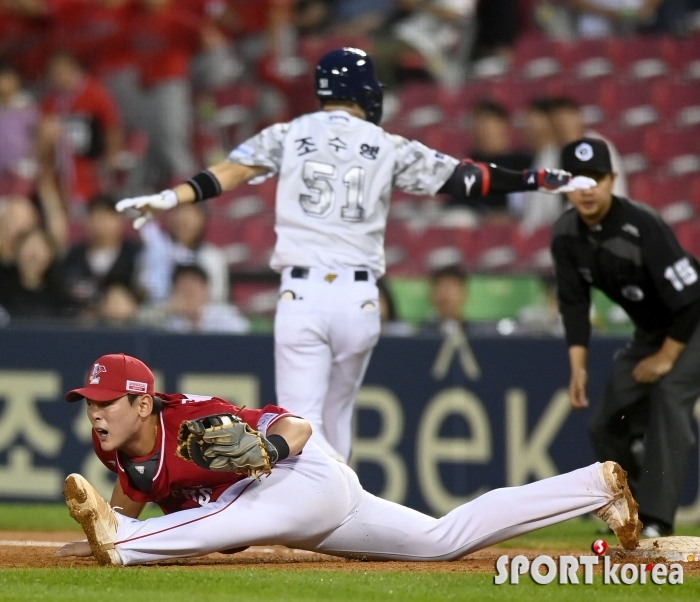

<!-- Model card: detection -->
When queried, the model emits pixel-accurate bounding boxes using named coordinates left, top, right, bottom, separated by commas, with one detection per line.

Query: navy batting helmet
left=315, top=47, right=383, bottom=125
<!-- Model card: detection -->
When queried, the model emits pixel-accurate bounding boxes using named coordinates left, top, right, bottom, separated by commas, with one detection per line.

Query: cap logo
left=126, top=380, right=147, bottom=393
left=575, top=142, right=594, bottom=161
left=89, top=363, right=107, bottom=385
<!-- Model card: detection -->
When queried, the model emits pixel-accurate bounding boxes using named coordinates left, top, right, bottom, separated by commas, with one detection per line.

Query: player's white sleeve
left=226, top=123, right=290, bottom=183
left=389, top=135, right=460, bottom=197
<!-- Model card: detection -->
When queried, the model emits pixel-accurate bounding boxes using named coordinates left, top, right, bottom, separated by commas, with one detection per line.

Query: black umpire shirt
left=551, top=196, right=700, bottom=348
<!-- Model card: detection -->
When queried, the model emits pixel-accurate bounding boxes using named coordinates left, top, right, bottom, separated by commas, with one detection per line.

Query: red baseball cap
left=65, top=353, right=155, bottom=402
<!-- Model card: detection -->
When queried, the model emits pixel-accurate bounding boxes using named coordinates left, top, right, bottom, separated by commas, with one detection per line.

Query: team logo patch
left=360, top=143, right=380, bottom=160
left=324, top=274, right=338, bottom=283
left=575, top=142, right=594, bottom=161
left=126, top=380, right=148, bottom=393
left=89, top=363, right=106, bottom=384
left=622, top=285, right=644, bottom=301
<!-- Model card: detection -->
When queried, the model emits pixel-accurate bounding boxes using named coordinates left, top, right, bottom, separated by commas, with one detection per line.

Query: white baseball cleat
left=593, top=461, right=641, bottom=551
left=63, top=473, right=122, bottom=566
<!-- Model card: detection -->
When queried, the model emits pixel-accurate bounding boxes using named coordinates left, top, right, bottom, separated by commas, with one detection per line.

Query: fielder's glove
left=526, top=169, right=597, bottom=194
left=175, top=413, right=278, bottom=478
left=115, top=189, right=179, bottom=229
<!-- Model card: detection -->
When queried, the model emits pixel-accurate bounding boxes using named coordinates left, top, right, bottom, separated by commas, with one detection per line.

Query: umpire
left=551, top=137, right=700, bottom=537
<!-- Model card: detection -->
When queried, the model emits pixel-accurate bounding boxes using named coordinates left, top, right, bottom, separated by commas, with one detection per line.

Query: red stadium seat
left=600, top=80, right=658, bottom=128
left=643, top=127, right=700, bottom=174
left=511, top=35, right=561, bottom=80
left=464, top=223, right=517, bottom=270
left=652, top=80, right=700, bottom=127
left=606, top=127, right=650, bottom=174
left=436, top=84, right=485, bottom=126
left=556, top=39, right=613, bottom=79
left=673, top=219, right=700, bottom=258
left=397, top=83, right=444, bottom=129
left=511, top=226, right=553, bottom=271
left=423, top=126, right=468, bottom=159
left=551, top=78, right=608, bottom=107
left=675, top=35, right=700, bottom=79
left=628, top=173, right=695, bottom=224
left=486, top=80, right=550, bottom=115
left=607, top=36, right=675, bottom=79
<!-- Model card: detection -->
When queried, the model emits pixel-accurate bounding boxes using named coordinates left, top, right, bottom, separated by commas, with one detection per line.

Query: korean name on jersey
left=228, top=110, right=459, bottom=278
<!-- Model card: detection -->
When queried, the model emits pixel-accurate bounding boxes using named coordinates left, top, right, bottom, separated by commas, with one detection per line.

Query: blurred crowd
left=1, top=0, right=699, bottom=332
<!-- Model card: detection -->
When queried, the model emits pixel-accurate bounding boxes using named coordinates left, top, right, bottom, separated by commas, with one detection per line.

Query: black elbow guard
left=438, top=160, right=490, bottom=198
left=186, top=170, right=223, bottom=203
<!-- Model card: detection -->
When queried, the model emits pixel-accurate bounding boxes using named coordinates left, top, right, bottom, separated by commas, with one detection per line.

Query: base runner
left=57, top=353, right=640, bottom=566
left=114, top=47, right=594, bottom=463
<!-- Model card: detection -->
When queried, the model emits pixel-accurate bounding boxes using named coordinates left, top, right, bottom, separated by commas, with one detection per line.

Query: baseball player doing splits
left=58, top=353, right=640, bottom=566
left=115, top=48, right=595, bottom=462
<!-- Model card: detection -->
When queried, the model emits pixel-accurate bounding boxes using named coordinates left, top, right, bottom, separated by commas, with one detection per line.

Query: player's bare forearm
left=267, top=416, right=312, bottom=457
left=110, top=480, right=146, bottom=518
left=568, top=345, right=589, bottom=409
left=172, top=162, right=269, bottom=205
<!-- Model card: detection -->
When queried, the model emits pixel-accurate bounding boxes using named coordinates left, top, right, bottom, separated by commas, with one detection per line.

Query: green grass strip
left=0, top=568, right=698, bottom=602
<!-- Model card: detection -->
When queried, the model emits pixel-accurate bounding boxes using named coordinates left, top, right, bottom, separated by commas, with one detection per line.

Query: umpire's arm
left=632, top=215, right=700, bottom=383
left=551, top=232, right=592, bottom=409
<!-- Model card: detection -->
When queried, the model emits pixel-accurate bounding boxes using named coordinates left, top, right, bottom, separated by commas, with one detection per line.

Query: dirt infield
left=4, top=531, right=700, bottom=575
left=0, top=531, right=590, bottom=572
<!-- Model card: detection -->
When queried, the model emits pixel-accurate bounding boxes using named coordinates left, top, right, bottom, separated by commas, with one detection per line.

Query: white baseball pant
left=274, top=267, right=381, bottom=461
left=112, top=443, right=615, bottom=565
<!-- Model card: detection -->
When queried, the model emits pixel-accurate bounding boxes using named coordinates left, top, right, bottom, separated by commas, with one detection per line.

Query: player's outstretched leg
left=311, top=461, right=640, bottom=561
left=64, top=474, right=122, bottom=566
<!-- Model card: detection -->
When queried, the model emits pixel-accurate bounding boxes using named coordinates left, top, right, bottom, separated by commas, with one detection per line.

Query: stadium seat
left=643, top=127, right=700, bottom=174
left=465, top=223, right=517, bottom=270
left=423, top=126, right=469, bottom=158
left=674, top=219, right=700, bottom=258
left=556, top=39, right=613, bottom=79
left=437, top=82, right=491, bottom=124
left=675, top=35, right=700, bottom=79
left=652, top=80, right=700, bottom=127
left=486, top=79, right=551, bottom=116
left=606, top=127, right=650, bottom=174
left=607, top=36, right=674, bottom=79
left=600, top=80, right=658, bottom=128
left=549, top=78, right=608, bottom=113
left=391, top=83, right=445, bottom=130
left=510, top=35, right=561, bottom=80
left=511, top=226, right=553, bottom=271
left=464, top=274, right=547, bottom=322
left=628, top=174, right=694, bottom=224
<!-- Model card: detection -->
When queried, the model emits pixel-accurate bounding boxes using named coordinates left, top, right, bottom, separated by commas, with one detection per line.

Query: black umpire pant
left=589, top=322, right=700, bottom=527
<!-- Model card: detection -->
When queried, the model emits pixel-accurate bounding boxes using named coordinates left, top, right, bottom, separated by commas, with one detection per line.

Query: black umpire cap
left=561, top=137, right=613, bottom=176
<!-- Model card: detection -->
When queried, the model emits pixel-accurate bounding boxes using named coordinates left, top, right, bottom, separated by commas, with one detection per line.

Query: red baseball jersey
left=93, top=393, right=293, bottom=514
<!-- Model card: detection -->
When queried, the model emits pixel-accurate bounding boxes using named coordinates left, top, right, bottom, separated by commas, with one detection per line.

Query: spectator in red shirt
left=128, top=0, right=203, bottom=188
left=38, top=51, right=123, bottom=209
left=50, top=0, right=143, bottom=132
left=0, top=0, right=53, bottom=83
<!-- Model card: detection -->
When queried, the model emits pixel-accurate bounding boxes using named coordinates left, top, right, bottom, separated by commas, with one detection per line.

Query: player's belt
left=291, top=267, right=369, bottom=282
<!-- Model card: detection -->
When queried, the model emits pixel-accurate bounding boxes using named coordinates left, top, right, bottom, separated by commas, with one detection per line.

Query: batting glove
left=115, top=189, right=179, bottom=229
left=528, top=169, right=597, bottom=194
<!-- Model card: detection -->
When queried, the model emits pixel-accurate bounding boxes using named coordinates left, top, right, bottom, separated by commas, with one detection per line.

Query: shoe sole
left=611, top=463, right=642, bottom=551
left=63, top=475, right=115, bottom=566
